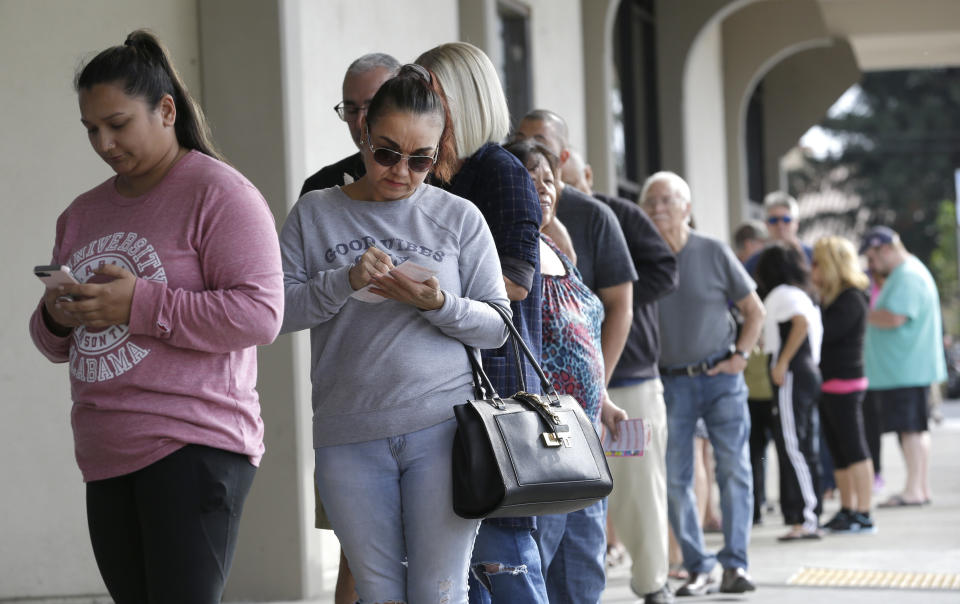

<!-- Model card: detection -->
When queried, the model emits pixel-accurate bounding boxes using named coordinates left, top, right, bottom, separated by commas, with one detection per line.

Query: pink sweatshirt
left=29, top=151, right=283, bottom=482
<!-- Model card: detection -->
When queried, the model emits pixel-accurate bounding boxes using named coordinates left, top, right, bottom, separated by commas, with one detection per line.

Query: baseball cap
left=859, top=226, right=898, bottom=254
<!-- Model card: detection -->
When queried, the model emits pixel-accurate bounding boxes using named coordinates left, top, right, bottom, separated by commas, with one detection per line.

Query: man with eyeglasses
left=301, top=53, right=400, bottom=196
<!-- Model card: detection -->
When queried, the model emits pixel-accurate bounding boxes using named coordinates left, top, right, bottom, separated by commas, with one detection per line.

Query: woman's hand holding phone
left=55, top=264, right=137, bottom=329
left=35, top=263, right=138, bottom=331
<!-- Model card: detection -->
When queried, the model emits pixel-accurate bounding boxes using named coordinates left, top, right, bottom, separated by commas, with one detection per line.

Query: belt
left=659, top=361, right=714, bottom=377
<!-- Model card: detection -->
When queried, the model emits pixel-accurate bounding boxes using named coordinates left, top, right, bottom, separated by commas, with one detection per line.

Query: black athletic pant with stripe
left=770, top=362, right=823, bottom=531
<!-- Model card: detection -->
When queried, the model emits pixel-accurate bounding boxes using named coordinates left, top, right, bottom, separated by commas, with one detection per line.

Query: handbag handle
left=465, top=302, right=561, bottom=406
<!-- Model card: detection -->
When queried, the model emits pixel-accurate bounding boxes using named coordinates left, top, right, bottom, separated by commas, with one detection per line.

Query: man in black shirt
left=300, top=53, right=400, bottom=196
left=561, top=150, right=679, bottom=604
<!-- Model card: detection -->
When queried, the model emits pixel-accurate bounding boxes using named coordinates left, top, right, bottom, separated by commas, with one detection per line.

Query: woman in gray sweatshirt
left=279, top=64, right=509, bottom=603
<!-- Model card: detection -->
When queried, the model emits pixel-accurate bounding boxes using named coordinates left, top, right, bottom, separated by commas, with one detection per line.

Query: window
left=745, top=82, right=765, bottom=204
left=498, top=1, right=532, bottom=128
left=613, top=0, right=659, bottom=200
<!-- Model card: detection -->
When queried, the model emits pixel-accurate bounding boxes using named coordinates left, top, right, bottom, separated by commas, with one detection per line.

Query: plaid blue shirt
left=444, top=143, right=543, bottom=397
left=444, top=143, right=543, bottom=528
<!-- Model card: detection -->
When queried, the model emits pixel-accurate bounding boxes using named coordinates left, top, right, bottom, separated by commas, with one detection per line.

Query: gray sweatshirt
left=280, top=184, right=510, bottom=447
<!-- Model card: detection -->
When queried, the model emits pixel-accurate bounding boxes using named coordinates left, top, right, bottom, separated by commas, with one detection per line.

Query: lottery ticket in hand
left=350, top=261, right=437, bottom=303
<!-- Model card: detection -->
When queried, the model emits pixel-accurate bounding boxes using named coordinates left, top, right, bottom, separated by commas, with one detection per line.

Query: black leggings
left=86, top=445, right=256, bottom=604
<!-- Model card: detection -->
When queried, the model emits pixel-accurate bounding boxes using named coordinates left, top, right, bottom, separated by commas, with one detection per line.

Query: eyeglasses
left=333, top=102, right=368, bottom=121
left=767, top=215, right=793, bottom=225
left=642, top=195, right=682, bottom=208
left=365, top=129, right=438, bottom=173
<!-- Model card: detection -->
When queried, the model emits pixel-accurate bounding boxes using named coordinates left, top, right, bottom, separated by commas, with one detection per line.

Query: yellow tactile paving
left=787, top=567, right=960, bottom=590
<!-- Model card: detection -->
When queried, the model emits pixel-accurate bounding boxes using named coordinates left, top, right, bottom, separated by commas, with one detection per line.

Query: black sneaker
left=828, top=510, right=877, bottom=534
left=676, top=570, right=719, bottom=596
left=849, top=511, right=877, bottom=534
left=822, top=509, right=852, bottom=532
left=720, top=567, right=756, bottom=593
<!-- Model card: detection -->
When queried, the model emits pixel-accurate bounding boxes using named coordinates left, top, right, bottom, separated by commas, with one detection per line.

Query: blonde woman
left=417, top=42, right=549, bottom=604
left=811, top=237, right=876, bottom=533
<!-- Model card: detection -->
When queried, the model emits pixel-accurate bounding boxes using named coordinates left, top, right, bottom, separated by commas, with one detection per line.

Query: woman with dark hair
left=280, top=64, right=510, bottom=602
left=29, top=30, right=283, bottom=602
left=755, top=242, right=824, bottom=541
left=504, top=138, right=627, bottom=604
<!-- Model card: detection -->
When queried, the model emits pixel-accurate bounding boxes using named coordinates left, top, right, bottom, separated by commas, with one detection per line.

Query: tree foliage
left=930, top=201, right=959, bottom=334
left=789, top=68, right=960, bottom=264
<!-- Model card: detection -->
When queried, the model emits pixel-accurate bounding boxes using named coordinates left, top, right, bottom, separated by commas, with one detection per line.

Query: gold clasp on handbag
left=542, top=432, right=572, bottom=448
left=515, top=392, right=562, bottom=425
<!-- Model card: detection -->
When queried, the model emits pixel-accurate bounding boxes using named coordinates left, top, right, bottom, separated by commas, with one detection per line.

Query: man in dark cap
left=861, top=226, right=946, bottom=508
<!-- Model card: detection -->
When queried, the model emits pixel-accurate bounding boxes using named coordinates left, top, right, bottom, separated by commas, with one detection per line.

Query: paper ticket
left=350, top=260, right=438, bottom=303
left=601, top=417, right=647, bottom=457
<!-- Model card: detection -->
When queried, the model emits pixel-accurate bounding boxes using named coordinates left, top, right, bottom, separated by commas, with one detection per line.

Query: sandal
left=777, top=527, right=823, bottom=541
left=605, top=542, right=627, bottom=568
left=668, top=563, right=689, bottom=581
left=877, top=494, right=924, bottom=508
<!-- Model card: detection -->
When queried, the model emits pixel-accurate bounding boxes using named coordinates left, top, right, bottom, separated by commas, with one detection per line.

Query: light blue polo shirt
left=864, top=255, right=946, bottom=389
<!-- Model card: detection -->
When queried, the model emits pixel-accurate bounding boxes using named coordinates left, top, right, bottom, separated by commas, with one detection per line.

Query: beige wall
left=296, top=0, right=459, bottom=192
left=683, top=21, right=730, bottom=240
left=527, top=0, right=587, bottom=152
left=0, top=0, right=200, bottom=598
left=761, top=39, right=860, bottom=192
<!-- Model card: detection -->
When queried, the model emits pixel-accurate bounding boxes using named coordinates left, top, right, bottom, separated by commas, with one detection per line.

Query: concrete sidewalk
left=16, top=406, right=959, bottom=604
left=601, top=401, right=960, bottom=604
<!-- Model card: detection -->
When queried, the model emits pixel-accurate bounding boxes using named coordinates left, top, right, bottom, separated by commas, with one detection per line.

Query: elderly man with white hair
left=641, top=171, right=765, bottom=596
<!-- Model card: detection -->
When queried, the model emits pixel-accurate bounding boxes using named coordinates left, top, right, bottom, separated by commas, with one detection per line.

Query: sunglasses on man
left=767, top=215, right=793, bottom=225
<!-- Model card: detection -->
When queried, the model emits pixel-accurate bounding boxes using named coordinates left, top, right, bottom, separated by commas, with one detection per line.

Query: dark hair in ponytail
left=365, top=64, right=457, bottom=182
left=75, top=29, right=224, bottom=162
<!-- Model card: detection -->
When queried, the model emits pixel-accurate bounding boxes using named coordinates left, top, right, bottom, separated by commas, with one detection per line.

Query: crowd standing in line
left=31, top=29, right=953, bottom=604
left=561, top=149, right=679, bottom=604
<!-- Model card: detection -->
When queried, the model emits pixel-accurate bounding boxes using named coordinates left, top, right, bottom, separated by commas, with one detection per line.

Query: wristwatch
left=730, top=345, right=750, bottom=361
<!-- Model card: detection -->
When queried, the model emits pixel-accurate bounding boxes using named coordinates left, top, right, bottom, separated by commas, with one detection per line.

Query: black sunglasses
left=365, top=128, right=438, bottom=173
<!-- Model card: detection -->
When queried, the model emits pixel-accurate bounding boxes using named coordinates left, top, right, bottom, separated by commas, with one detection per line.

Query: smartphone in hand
left=34, top=264, right=79, bottom=289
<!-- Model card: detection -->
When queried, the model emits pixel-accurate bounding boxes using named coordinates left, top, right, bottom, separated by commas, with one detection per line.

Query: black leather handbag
left=451, top=302, right=613, bottom=519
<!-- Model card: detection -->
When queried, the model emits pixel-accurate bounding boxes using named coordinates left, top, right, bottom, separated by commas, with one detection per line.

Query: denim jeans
left=663, top=371, right=753, bottom=574
left=534, top=499, right=607, bottom=604
left=468, top=523, right=549, bottom=604
left=314, top=418, right=480, bottom=603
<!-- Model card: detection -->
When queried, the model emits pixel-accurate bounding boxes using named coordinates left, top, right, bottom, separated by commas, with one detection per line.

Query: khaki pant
left=607, top=379, right=669, bottom=595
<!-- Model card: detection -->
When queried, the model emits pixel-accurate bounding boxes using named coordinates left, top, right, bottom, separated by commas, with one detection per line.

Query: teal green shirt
left=864, top=256, right=946, bottom=389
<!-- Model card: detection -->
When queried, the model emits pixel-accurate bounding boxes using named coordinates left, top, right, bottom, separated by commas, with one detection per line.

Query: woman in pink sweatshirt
left=28, top=30, right=283, bottom=603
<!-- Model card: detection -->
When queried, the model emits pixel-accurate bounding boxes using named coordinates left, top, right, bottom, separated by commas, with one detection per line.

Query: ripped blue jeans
left=468, top=522, right=548, bottom=604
